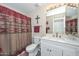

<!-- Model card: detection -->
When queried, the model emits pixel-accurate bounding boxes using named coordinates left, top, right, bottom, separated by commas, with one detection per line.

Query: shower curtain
left=0, top=5, right=32, bottom=56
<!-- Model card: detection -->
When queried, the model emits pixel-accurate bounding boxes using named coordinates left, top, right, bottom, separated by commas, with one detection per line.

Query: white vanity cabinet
left=41, top=38, right=79, bottom=56
left=41, top=40, right=62, bottom=56
left=41, top=43, right=62, bottom=56
left=63, top=48, right=76, bottom=56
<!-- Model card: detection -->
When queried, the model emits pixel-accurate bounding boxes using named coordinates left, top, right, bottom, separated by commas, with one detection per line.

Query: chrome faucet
left=56, top=33, right=58, bottom=37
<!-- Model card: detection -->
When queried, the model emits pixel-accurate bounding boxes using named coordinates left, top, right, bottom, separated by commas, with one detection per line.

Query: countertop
left=41, top=36, right=79, bottom=47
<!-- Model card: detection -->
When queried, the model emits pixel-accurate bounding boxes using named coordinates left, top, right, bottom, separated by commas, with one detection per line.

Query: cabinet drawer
left=41, top=46, right=50, bottom=56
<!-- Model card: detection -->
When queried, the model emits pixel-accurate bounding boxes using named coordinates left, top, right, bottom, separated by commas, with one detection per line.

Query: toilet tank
left=32, top=36, right=41, bottom=44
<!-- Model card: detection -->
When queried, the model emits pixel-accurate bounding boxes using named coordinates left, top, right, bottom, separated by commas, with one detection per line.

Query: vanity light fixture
left=46, top=3, right=78, bottom=11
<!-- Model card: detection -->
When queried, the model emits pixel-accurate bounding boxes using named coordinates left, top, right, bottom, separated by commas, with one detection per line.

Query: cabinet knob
left=50, top=50, right=52, bottom=52
left=47, top=49, right=49, bottom=51
left=47, top=49, right=52, bottom=52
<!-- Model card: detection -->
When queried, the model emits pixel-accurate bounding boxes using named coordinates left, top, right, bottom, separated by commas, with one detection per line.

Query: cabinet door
left=50, top=45, right=62, bottom=56
left=41, top=43, right=50, bottom=56
left=41, top=46, right=50, bottom=56
left=41, top=43, right=62, bottom=56
left=63, top=48, right=76, bottom=56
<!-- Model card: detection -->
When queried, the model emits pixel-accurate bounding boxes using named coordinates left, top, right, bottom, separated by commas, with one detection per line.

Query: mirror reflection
left=46, top=3, right=78, bottom=35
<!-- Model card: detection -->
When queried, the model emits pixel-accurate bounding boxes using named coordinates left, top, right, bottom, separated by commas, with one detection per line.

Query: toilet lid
left=26, top=44, right=37, bottom=52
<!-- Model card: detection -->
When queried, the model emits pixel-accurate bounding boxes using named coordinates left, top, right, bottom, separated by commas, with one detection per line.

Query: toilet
left=26, top=36, right=41, bottom=56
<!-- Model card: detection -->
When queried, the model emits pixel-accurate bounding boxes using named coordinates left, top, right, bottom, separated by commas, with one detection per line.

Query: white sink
left=42, top=35, right=79, bottom=46
left=62, top=35, right=79, bottom=42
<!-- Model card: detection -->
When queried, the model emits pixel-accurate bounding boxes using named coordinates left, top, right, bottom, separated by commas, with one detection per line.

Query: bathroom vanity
left=41, top=35, right=79, bottom=56
left=44, top=5, right=79, bottom=56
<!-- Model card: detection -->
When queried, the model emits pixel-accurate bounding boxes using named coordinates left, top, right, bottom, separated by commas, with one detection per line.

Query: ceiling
left=2, top=3, right=48, bottom=14
left=0, top=3, right=78, bottom=16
